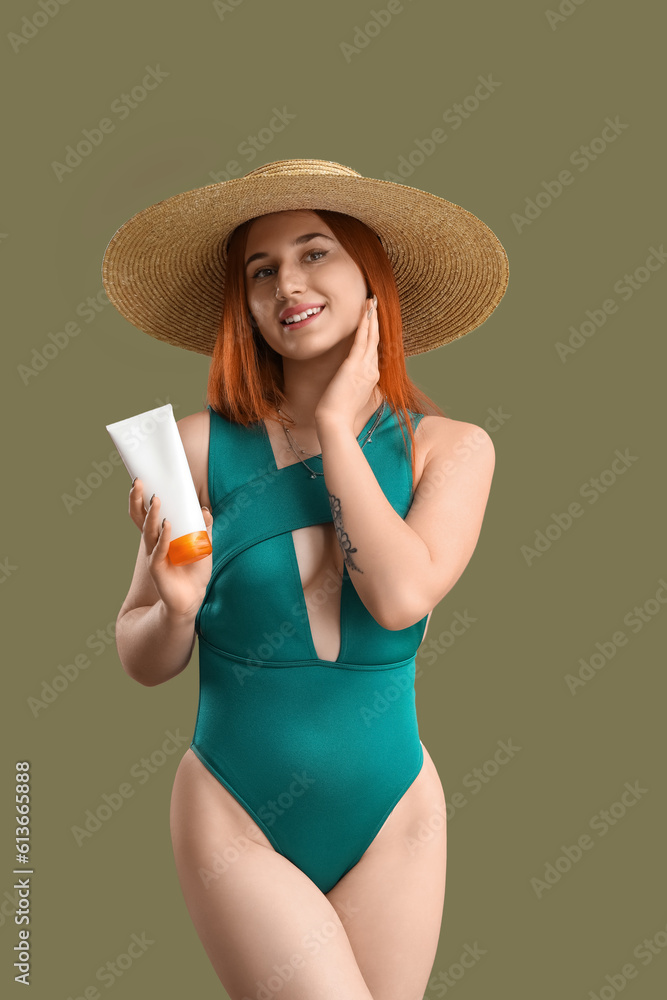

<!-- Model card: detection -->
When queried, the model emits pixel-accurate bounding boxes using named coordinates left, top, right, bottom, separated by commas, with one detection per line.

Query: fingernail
left=131, top=477, right=137, bottom=488
left=372, top=294, right=377, bottom=308
left=162, top=517, right=166, bottom=528
left=202, top=506, right=210, bottom=512
left=149, top=493, right=156, bottom=506
left=367, top=303, right=374, bottom=319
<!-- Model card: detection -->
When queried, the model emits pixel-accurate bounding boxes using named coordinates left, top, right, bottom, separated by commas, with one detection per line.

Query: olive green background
left=2, top=0, right=664, bottom=997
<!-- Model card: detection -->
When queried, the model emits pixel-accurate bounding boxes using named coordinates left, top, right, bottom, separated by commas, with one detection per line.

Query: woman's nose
left=274, top=263, right=306, bottom=297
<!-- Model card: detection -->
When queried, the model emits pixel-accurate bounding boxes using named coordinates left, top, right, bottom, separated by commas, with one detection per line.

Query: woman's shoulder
left=411, top=413, right=494, bottom=485
left=176, top=409, right=211, bottom=510
left=418, top=413, right=494, bottom=450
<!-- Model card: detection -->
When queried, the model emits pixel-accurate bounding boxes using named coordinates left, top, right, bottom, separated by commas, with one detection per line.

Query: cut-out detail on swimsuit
left=190, top=402, right=430, bottom=893
left=258, top=404, right=387, bottom=665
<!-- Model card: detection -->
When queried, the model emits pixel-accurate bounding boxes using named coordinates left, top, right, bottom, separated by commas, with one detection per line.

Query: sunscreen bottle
left=106, top=403, right=211, bottom=565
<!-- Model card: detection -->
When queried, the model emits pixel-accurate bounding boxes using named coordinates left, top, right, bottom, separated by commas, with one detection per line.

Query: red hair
left=205, top=209, right=447, bottom=491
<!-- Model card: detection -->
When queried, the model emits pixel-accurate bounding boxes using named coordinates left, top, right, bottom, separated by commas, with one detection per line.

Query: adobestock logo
left=511, top=116, right=629, bottom=234
left=8, top=0, right=72, bottom=54
left=212, top=0, right=246, bottom=20
left=529, top=780, right=648, bottom=900
left=70, top=729, right=190, bottom=847
left=208, top=106, right=297, bottom=180
left=564, top=577, right=667, bottom=695
left=17, top=286, right=111, bottom=385
left=340, top=1, right=414, bottom=63
left=0, top=556, right=18, bottom=586
left=545, top=0, right=589, bottom=31
left=520, top=448, right=639, bottom=567
left=383, top=75, right=502, bottom=182
left=555, top=244, right=667, bottom=363
left=50, top=65, right=170, bottom=182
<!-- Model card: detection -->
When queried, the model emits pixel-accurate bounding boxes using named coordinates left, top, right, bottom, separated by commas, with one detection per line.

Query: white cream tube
left=106, top=403, right=211, bottom=565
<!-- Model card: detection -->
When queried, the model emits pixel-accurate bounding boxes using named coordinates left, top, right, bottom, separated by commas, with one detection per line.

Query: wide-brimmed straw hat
left=101, top=158, right=509, bottom=357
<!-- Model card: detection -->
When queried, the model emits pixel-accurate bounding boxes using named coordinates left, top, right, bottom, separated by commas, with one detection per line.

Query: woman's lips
left=281, top=306, right=325, bottom=330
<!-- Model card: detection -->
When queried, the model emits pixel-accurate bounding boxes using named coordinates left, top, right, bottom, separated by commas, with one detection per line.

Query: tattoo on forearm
left=328, top=494, right=364, bottom=574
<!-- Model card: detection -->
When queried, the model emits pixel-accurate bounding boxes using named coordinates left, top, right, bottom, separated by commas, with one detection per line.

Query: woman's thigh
left=170, top=748, right=375, bottom=1000
left=326, top=743, right=447, bottom=1000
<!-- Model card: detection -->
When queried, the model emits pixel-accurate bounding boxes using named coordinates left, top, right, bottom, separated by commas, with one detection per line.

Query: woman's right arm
left=115, top=477, right=213, bottom=688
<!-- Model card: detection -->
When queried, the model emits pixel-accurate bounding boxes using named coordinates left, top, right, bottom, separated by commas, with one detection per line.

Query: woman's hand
left=314, top=294, right=380, bottom=431
left=129, top=478, right=213, bottom=620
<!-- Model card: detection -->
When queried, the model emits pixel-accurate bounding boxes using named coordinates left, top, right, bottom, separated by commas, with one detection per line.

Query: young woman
left=102, top=159, right=509, bottom=1000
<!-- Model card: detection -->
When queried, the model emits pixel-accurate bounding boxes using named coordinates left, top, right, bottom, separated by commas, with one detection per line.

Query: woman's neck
left=277, top=383, right=384, bottom=434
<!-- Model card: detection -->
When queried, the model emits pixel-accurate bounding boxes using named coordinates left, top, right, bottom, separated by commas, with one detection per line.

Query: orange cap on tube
left=168, top=531, right=212, bottom=566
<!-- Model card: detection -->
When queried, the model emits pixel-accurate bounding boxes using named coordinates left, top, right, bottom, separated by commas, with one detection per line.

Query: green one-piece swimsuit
left=191, top=400, right=429, bottom=894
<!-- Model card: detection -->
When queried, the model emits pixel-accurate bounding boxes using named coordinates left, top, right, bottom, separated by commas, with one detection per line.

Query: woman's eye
left=251, top=249, right=329, bottom=280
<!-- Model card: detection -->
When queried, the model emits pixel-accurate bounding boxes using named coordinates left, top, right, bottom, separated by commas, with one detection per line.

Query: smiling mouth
left=280, top=306, right=325, bottom=329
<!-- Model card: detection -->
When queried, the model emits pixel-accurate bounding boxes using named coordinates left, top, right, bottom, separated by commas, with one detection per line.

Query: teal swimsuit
left=191, top=402, right=429, bottom=894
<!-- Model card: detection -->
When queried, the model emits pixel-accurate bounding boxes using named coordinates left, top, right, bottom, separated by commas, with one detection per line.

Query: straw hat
left=101, top=158, right=509, bottom=357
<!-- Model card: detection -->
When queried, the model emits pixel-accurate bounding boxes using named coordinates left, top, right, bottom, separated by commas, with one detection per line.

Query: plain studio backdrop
left=1, top=2, right=664, bottom=998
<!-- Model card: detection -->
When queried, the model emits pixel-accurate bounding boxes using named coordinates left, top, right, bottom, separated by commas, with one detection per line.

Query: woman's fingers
left=142, top=493, right=163, bottom=555
left=350, top=296, right=374, bottom=362
left=202, top=506, right=213, bottom=537
left=364, top=294, right=378, bottom=344
left=363, top=295, right=380, bottom=378
left=129, top=478, right=147, bottom=531
left=129, top=479, right=161, bottom=549
left=150, top=512, right=170, bottom=564
left=130, top=481, right=213, bottom=567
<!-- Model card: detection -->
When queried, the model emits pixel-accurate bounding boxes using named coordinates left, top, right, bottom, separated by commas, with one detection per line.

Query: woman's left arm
left=318, top=418, right=496, bottom=630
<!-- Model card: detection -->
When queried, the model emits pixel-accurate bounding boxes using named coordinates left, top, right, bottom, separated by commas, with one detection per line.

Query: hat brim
left=101, top=169, right=509, bottom=357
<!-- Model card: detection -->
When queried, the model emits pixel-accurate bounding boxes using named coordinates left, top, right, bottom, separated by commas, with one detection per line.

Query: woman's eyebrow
left=245, top=233, right=335, bottom=269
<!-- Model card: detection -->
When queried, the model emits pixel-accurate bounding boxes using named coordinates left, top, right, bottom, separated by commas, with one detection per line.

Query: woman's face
left=243, top=210, right=368, bottom=358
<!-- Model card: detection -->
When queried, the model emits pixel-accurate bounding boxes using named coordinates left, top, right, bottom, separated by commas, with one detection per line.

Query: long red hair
left=205, top=209, right=447, bottom=491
